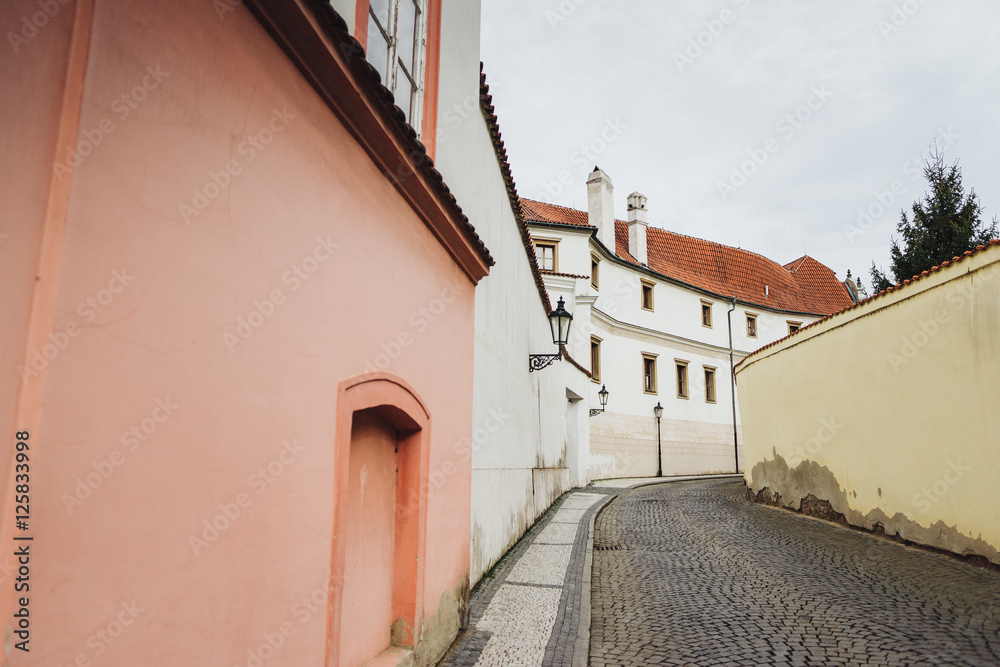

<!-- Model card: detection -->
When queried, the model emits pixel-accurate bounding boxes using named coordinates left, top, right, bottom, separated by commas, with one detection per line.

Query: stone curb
left=571, top=492, right=613, bottom=667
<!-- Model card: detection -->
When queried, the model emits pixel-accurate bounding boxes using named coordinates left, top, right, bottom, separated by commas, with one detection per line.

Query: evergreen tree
left=870, top=149, right=998, bottom=292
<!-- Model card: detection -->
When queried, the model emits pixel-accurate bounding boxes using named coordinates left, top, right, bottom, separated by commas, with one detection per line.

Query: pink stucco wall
left=3, top=1, right=476, bottom=664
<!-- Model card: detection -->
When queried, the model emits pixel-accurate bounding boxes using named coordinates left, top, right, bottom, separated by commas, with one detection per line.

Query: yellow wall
left=736, top=242, right=1000, bottom=564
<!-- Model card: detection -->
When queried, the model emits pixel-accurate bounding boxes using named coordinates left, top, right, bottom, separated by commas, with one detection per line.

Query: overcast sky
left=480, top=0, right=1000, bottom=288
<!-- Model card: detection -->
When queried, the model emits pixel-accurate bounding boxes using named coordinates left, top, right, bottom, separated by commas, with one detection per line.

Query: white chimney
left=587, top=167, right=615, bottom=250
left=627, top=191, right=648, bottom=265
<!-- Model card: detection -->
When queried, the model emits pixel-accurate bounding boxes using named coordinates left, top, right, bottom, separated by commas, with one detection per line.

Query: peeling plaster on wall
left=749, top=450, right=1000, bottom=567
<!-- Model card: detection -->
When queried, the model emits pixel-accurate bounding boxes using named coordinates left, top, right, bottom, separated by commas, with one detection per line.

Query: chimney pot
left=627, top=191, right=648, bottom=265
left=587, top=167, right=615, bottom=250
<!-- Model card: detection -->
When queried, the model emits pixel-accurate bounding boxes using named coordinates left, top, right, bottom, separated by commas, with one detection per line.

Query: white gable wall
left=434, top=1, right=588, bottom=586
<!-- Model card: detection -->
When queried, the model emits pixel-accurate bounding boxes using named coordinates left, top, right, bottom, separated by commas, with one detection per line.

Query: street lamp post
left=653, top=401, right=663, bottom=477
left=529, top=296, right=573, bottom=372
left=589, top=384, right=609, bottom=417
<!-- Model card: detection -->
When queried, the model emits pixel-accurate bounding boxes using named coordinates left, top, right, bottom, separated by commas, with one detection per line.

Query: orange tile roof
left=521, top=198, right=853, bottom=317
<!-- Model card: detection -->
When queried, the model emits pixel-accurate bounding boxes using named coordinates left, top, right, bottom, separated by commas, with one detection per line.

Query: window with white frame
left=367, top=0, right=427, bottom=130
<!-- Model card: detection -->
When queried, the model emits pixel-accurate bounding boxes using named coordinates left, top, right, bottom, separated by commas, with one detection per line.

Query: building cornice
left=245, top=0, right=493, bottom=282
left=591, top=308, right=754, bottom=360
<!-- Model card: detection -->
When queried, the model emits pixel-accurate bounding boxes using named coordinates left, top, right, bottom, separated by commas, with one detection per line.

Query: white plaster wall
left=435, top=0, right=584, bottom=585
left=526, top=221, right=827, bottom=483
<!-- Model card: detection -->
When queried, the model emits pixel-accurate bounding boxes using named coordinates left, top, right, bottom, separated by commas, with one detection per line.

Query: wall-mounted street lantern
left=529, top=296, right=573, bottom=372
left=654, top=401, right=663, bottom=477
left=589, top=384, right=609, bottom=417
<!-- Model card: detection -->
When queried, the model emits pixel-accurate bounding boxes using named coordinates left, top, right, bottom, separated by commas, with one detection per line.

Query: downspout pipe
left=727, top=296, right=739, bottom=474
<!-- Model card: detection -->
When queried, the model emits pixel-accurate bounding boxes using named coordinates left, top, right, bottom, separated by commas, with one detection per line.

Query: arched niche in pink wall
left=327, top=372, right=431, bottom=666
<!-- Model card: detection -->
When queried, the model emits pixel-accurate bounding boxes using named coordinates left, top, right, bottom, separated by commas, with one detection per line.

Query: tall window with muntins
left=368, top=0, right=426, bottom=130
left=641, top=280, right=654, bottom=311
left=675, top=361, right=689, bottom=399
left=746, top=314, right=757, bottom=338
left=642, top=354, right=657, bottom=394
left=704, top=367, right=716, bottom=403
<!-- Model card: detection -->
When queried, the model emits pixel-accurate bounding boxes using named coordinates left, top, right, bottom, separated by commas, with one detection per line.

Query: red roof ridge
left=521, top=200, right=854, bottom=318
left=539, top=269, right=590, bottom=280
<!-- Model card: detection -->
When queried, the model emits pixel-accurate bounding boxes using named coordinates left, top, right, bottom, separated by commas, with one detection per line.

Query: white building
left=524, top=167, right=856, bottom=480
left=432, top=37, right=591, bottom=582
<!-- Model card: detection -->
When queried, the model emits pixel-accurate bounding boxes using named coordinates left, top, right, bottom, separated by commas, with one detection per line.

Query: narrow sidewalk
left=439, top=474, right=744, bottom=667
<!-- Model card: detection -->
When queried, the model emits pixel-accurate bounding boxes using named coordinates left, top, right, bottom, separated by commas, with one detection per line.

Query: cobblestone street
left=591, top=478, right=1000, bottom=667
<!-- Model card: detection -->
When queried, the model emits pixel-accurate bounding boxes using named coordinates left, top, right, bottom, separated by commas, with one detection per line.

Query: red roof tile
left=521, top=197, right=853, bottom=316
left=519, top=200, right=592, bottom=228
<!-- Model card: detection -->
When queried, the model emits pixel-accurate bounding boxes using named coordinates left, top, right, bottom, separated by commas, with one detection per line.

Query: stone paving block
left=549, top=508, right=587, bottom=524
left=475, top=584, right=562, bottom=666
left=559, top=492, right=605, bottom=510
left=533, top=521, right=579, bottom=545
left=506, top=544, right=573, bottom=586
left=590, top=478, right=1000, bottom=666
